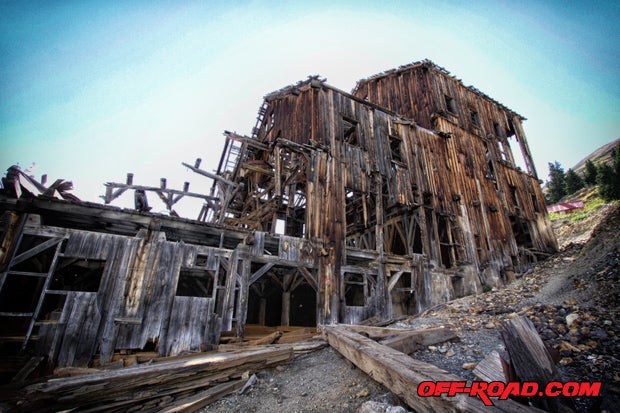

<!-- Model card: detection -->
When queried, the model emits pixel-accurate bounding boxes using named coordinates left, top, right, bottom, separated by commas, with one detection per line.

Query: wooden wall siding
left=278, top=236, right=315, bottom=266
left=352, top=62, right=539, bottom=178
left=164, top=296, right=213, bottom=356
left=26, top=226, right=239, bottom=366
left=114, top=240, right=182, bottom=354
left=55, top=292, right=100, bottom=368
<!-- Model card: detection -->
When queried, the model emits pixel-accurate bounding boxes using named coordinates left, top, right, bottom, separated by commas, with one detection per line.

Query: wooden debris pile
left=2, top=326, right=327, bottom=413
left=5, top=346, right=292, bottom=412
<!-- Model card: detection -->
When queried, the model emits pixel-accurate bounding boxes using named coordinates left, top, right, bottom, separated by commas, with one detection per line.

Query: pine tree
left=564, top=168, right=584, bottom=195
left=613, top=144, right=620, bottom=198
left=584, top=159, right=598, bottom=186
left=546, top=161, right=566, bottom=204
left=597, top=163, right=616, bottom=201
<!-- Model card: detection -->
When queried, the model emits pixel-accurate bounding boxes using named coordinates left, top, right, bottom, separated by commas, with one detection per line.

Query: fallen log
left=323, top=325, right=543, bottom=413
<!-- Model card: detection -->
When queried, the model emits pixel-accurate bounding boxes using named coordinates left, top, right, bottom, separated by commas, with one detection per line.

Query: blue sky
left=1, top=0, right=618, bottom=216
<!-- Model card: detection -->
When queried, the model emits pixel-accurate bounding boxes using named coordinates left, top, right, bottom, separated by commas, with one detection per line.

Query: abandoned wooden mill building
left=0, top=60, right=557, bottom=372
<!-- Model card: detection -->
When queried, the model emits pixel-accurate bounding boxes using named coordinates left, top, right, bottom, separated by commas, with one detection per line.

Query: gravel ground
left=202, top=346, right=400, bottom=413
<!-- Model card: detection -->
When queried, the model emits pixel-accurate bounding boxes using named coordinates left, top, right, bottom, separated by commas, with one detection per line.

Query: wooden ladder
left=0, top=222, right=66, bottom=350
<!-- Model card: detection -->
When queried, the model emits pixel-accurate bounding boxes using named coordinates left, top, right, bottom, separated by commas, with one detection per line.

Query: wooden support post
left=235, top=256, right=250, bottom=339
left=281, top=292, right=290, bottom=327
left=258, top=298, right=266, bottom=326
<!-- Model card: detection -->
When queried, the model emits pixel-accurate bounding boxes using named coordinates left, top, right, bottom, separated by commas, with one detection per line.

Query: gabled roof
left=352, top=59, right=526, bottom=120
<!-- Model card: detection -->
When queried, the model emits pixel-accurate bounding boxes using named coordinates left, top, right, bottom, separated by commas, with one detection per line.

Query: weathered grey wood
left=281, top=292, right=290, bottom=327
left=10, top=356, right=44, bottom=384
left=9, top=236, right=64, bottom=267
left=379, top=326, right=458, bottom=354
left=56, top=292, right=101, bottom=367
left=502, top=316, right=575, bottom=413
left=474, top=350, right=507, bottom=382
left=341, top=324, right=422, bottom=339
left=157, top=378, right=245, bottom=413
left=235, top=257, right=251, bottom=338
left=248, top=262, right=275, bottom=285
left=165, top=296, right=211, bottom=356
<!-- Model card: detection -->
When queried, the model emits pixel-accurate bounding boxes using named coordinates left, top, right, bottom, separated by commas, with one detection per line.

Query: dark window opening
left=483, top=142, right=496, bottom=181
left=424, top=209, right=435, bottom=258
left=50, top=258, right=105, bottom=292
left=388, top=227, right=407, bottom=255
left=509, top=185, right=519, bottom=207
left=0, top=275, right=42, bottom=313
left=389, top=135, right=404, bottom=163
left=36, top=294, right=66, bottom=322
left=438, top=216, right=454, bottom=268
left=531, top=194, right=540, bottom=213
left=176, top=268, right=215, bottom=297
left=423, top=192, right=433, bottom=206
left=444, top=95, right=457, bottom=114
left=510, top=216, right=534, bottom=249
left=195, top=254, right=209, bottom=267
left=341, top=116, right=359, bottom=145
left=344, top=273, right=366, bottom=306
left=391, top=272, right=416, bottom=316
left=345, top=188, right=370, bottom=235
left=289, top=284, right=316, bottom=327
left=11, top=235, right=57, bottom=273
left=470, top=110, right=480, bottom=127
left=412, top=220, right=423, bottom=254
left=493, top=122, right=503, bottom=137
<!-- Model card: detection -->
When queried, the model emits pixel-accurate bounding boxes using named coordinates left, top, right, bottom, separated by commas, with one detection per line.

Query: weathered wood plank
left=157, top=379, right=245, bottom=413
left=473, top=350, right=507, bottom=382
left=502, top=316, right=575, bottom=413
left=378, top=326, right=458, bottom=354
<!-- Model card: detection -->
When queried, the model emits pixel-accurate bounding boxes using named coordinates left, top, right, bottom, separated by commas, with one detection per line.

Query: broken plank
left=473, top=350, right=507, bottom=383
left=10, top=356, right=44, bottom=384
left=341, top=324, right=416, bottom=340
left=379, top=326, right=458, bottom=354
left=157, top=379, right=245, bottom=413
left=323, top=325, right=542, bottom=413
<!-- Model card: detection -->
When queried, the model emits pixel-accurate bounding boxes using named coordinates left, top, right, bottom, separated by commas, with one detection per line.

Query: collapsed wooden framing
left=0, top=60, right=557, bottom=374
